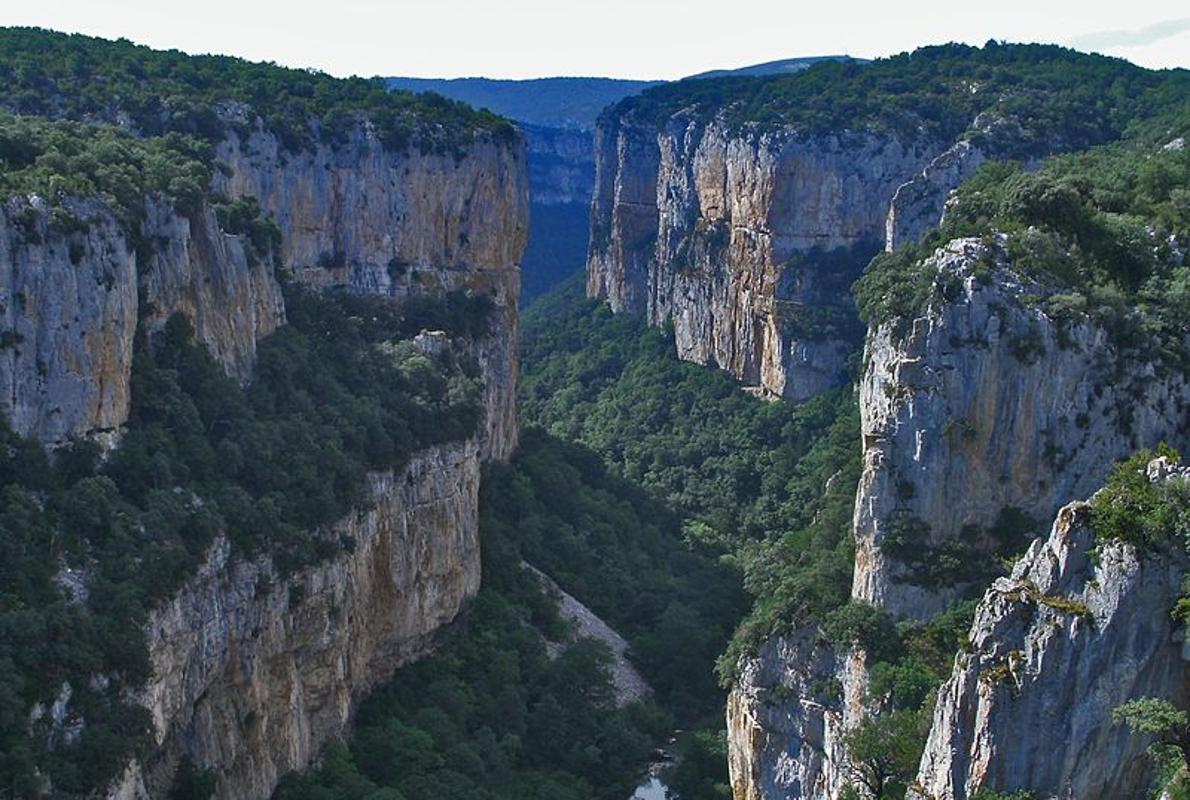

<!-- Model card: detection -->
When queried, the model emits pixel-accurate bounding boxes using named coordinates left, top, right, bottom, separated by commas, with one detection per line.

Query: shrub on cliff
left=1090, top=446, right=1189, bottom=549
left=854, top=127, right=1190, bottom=372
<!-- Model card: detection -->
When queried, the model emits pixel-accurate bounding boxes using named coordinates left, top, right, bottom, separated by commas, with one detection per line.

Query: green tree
left=1114, top=698, right=1190, bottom=799
left=844, top=710, right=927, bottom=799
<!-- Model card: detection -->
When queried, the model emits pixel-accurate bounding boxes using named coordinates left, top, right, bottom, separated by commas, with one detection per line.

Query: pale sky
left=3, top=0, right=1189, bottom=80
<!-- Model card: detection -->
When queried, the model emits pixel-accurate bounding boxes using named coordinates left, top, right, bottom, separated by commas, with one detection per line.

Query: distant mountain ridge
left=384, top=76, right=661, bottom=129
left=384, top=55, right=857, bottom=130
left=684, top=54, right=860, bottom=80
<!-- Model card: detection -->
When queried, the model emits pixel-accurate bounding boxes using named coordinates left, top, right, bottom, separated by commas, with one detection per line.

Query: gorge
left=0, top=25, right=1188, bottom=800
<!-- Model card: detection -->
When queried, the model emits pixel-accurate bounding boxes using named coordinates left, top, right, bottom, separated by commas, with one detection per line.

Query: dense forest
left=0, top=27, right=513, bottom=153
left=612, top=42, right=1189, bottom=149
left=519, top=277, right=860, bottom=678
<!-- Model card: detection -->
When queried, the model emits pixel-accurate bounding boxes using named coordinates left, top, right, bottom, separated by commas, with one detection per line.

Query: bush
left=1090, top=447, right=1188, bottom=549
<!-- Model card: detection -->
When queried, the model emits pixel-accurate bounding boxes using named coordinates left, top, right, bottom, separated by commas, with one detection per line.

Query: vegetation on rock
left=0, top=287, right=484, bottom=795
left=613, top=42, right=1186, bottom=146
left=854, top=117, right=1190, bottom=373
left=277, top=429, right=742, bottom=800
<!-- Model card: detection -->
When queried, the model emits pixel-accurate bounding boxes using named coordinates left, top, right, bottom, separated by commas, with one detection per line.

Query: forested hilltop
left=611, top=41, right=1187, bottom=145
left=0, top=27, right=514, bottom=152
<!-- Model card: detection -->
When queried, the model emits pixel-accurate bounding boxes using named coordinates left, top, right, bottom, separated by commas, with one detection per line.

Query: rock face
left=0, top=195, right=283, bottom=449
left=1, top=122, right=528, bottom=462
left=108, top=441, right=482, bottom=800
left=726, top=241, right=1189, bottom=799
left=912, top=465, right=1190, bottom=800
left=854, top=239, right=1190, bottom=621
left=883, top=115, right=1037, bottom=251
left=138, top=197, right=287, bottom=382
left=0, top=112, right=527, bottom=798
left=587, top=113, right=946, bottom=400
left=214, top=123, right=527, bottom=460
left=726, top=630, right=848, bottom=800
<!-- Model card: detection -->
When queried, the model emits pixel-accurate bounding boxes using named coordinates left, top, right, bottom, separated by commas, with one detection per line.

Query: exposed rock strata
left=0, top=115, right=528, bottom=799
left=587, top=114, right=944, bottom=400
left=214, top=123, right=527, bottom=460
left=854, top=239, right=1190, bottom=620
left=883, top=115, right=1038, bottom=251
left=727, top=241, right=1189, bottom=799
left=912, top=463, right=1190, bottom=800
left=108, top=441, right=482, bottom=800
left=0, top=195, right=283, bottom=449
left=726, top=630, right=847, bottom=800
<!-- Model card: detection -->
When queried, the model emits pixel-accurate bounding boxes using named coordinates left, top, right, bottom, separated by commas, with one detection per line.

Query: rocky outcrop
left=726, top=630, right=849, bottom=800
left=214, top=122, right=527, bottom=460
left=726, top=240, right=1189, bottom=799
left=854, top=238, right=1190, bottom=621
left=0, top=195, right=283, bottom=449
left=911, top=461, right=1190, bottom=800
left=138, top=197, right=286, bottom=382
left=108, top=441, right=482, bottom=800
left=587, top=113, right=944, bottom=401
left=524, top=563, right=651, bottom=707
left=884, top=115, right=1039, bottom=251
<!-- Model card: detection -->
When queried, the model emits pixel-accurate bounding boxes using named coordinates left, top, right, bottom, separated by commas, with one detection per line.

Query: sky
left=3, top=0, right=1189, bottom=80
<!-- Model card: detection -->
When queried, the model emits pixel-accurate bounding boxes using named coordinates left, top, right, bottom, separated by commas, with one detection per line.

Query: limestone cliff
left=587, top=112, right=948, bottom=400
left=726, top=240, right=1189, bottom=799
left=883, top=114, right=1040, bottom=251
left=853, top=239, right=1189, bottom=621
left=0, top=107, right=527, bottom=800
left=0, top=194, right=283, bottom=449
left=911, top=459, right=1190, bottom=800
left=214, top=121, right=527, bottom=460
left=726, top=630, right=848, bottom=800
left=108, top=441, right=482, bottom=800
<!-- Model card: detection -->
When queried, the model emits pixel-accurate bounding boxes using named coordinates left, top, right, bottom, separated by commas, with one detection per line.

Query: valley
left=0, top=23, right=1187, bottom=800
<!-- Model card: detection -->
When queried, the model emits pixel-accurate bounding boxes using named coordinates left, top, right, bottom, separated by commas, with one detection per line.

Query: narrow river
left=628, top=732, right=687, bottom=799
left=630, top=773, right=669, bottom=800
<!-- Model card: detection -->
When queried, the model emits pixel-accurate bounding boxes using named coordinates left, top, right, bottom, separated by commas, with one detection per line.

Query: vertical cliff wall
left=108, top=441, right=482, bottom=800
left=0, top=195, right=284, bottom=449
left=853, top=239, right=1189, bottom=622
left=0, top=113, right=527, bottom=799
left=727, top=239, right=1190, bottom=800
left=214, top=123, right=527, bottom=460
left=1, top=122, right=528, bottom=462
left=912, top=460, right=1190, bottom=800
left=587, top=114, right=944, bottom=400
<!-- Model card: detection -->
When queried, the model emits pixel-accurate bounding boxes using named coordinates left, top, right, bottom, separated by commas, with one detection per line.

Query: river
left=628, top=731, right=687, bottom=800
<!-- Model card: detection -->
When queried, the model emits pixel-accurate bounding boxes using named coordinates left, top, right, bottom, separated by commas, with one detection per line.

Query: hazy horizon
left=3, top=1, right=1189, bottom=81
